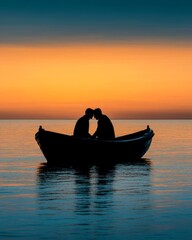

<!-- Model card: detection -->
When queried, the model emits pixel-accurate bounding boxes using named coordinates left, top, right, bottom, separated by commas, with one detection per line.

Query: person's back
left=92, top=108, right=115, bottom=139
left=73, top=108, right=93, bottom=138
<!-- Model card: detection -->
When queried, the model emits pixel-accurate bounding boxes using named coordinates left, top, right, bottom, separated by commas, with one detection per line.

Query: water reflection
left=73, top=164, right=116, bottom=215
left=37, top=159, right=152, bottom=215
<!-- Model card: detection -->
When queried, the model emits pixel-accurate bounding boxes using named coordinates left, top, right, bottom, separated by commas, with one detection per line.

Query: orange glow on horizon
left=1, top=43, right=192, bottom=119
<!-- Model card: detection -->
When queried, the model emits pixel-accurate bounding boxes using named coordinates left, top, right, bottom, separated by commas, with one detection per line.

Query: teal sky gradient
left=0, top=0, right=192, bottom=44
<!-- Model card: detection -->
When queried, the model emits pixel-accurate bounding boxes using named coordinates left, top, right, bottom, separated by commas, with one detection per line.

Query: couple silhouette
left=73, top=108, right=115, bottom=139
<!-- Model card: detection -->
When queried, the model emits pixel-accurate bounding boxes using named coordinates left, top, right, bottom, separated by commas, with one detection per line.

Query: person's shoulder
left=103, top=114, right=110, bottom=119
left=76, top=115, right=84, bottom=123
left=101, top=115, right=111, bottom=122
left=79, top=115, right=86, bottom=119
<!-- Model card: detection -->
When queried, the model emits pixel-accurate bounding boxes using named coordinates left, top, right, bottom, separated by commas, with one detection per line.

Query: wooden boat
left=35, top=125, right=154, bottom=166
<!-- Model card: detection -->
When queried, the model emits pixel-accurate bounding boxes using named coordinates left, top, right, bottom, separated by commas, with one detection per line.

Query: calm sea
left=0, top=120, right=192, bottom=240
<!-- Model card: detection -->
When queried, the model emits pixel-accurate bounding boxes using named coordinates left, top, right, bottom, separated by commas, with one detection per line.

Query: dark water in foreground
left=0, top=120, right=192, bottom=239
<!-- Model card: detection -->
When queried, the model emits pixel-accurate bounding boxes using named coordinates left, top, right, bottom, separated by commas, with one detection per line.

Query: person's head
left=93, top=108, right=102, bottom=120
left=85, top=108, right=94, bottom=119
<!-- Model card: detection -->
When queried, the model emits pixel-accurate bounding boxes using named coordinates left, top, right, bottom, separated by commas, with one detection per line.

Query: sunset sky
left=1, top=0, right=192, bottom=119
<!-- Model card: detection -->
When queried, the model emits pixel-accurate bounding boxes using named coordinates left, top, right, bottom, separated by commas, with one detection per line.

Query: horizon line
left=1, top=118, right=192, bottom=120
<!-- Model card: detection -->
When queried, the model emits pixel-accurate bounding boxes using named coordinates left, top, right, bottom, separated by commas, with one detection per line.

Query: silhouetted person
left=73, top=108, right=94, bottom=138
left=92, top=108, right=115, bottom=139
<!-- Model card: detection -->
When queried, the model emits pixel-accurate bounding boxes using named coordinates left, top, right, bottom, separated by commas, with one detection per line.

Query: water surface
left=0, top=120, right=192, bottom=239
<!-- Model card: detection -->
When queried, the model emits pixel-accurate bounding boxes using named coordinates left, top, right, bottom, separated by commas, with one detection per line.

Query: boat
left=35, top=125, right=154, bottom=166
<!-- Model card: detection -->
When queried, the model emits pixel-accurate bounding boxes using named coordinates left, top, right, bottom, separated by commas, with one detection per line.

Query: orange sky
left=1, top=43, right=192, bottom=119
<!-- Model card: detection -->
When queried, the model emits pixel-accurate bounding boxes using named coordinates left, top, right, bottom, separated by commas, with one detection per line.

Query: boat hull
left=35, top=126, right=154, bottom=166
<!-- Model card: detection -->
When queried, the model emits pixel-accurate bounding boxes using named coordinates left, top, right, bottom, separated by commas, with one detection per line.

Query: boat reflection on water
left=37, top=157, right=152, bottom=215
